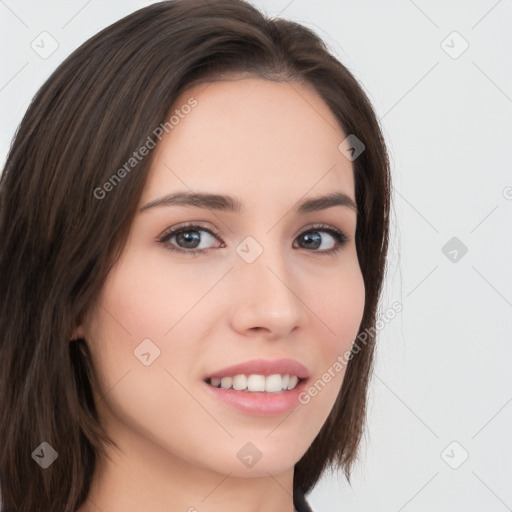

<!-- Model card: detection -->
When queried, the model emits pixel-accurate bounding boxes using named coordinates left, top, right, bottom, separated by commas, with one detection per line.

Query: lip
left=204, top=358, right=310, bottom=380
left=202, top=377, right=309, bottom=416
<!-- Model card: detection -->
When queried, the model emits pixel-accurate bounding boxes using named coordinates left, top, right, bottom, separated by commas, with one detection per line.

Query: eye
left=157, top=223, right=224, bottom=256
left=157, top=222, right=350, bottom=256
left=293, top=224, right=349, bottom=255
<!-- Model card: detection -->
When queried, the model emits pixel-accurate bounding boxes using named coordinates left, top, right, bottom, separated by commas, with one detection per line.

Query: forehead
left=141, top=78, right=354, bottom=208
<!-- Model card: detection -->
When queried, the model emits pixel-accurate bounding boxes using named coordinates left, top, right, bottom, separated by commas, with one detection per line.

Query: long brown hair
left=0, top=1, right=391, bottom=510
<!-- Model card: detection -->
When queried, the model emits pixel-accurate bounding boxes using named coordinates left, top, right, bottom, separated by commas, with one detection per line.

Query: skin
left=75, top=77, right=365, bottom=512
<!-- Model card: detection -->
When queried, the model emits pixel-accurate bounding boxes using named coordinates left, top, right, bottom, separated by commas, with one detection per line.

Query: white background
left=1, top=1, right=511, bottom=511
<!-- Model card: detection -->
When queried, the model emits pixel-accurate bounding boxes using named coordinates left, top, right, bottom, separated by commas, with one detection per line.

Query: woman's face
left=79, top=77, right=365, bottom=480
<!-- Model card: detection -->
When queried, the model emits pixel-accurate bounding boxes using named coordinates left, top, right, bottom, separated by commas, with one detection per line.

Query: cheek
left=309, top=261, right=366, bottom=353
left=94, top=250, right=221, bottom=339
left=302, top=260, right=365, bottom=403
left=83, top=251, right=227, bottom=393
left=82, top=255, right=222, bottom=455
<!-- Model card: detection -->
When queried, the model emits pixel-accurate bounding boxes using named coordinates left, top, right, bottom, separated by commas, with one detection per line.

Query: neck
left=77, top=424, right=297, bottom=512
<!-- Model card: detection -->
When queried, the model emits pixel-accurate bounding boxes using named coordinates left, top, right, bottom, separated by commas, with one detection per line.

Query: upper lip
left=204, top=358, right=310, bottom=380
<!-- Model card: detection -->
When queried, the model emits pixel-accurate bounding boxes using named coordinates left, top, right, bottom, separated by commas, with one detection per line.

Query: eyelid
left=295, top=222, right=351, bottom=243
left=157, top=221, right=223, bottom=242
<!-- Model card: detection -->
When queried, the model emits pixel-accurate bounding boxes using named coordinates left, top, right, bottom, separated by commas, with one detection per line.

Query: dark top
left=294, top=488, right=314, bottom=512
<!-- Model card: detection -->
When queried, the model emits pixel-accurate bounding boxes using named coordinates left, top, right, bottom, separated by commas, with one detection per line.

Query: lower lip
left=202, top=379, right=309, bottom=417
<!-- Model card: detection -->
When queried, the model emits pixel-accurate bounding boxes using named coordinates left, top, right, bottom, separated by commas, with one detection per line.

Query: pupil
left=303, top=232, right=321, bottom=249
left=177, top=231, right=200, bottom=248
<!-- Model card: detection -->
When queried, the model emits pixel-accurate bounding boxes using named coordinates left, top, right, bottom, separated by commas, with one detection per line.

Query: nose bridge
left=230, top=234, right=306, bottom=335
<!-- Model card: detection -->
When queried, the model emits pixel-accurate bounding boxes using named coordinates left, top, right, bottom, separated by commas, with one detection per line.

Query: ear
left=71, top=319, right=85, bottom=340
left=71, top=321, right=85, bottom=341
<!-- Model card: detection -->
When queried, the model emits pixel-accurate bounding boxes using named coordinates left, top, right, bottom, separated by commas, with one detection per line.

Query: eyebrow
left=139, top=190, right=358, bottom=215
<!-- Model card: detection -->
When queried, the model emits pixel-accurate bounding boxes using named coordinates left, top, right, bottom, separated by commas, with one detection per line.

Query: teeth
left=208, top=374, right=300, bottom=392
left=220, top=377, right=232, bottom=389
left=233, top=374, right=247, bottom=390
left=288, top=375, right=298, bottom=389
left=248, top=374, right=265, bottom=392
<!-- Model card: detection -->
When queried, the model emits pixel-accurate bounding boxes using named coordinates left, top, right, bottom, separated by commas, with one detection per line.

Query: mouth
left=204, top=374, right=307, bottom=393
left=202, top=374, right=310, bottom=416
left=201, top=358, right=310, bottom=415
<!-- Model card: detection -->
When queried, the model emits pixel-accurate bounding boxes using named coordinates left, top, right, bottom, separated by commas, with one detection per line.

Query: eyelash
left=157, top=222, right=350, bottom=257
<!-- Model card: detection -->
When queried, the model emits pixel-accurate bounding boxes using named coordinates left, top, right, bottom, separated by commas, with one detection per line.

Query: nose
left=229, top=244, right=308, bottom=340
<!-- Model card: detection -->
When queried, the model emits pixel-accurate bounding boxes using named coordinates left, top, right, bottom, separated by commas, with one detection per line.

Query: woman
left=0, top=1, right=391, bottom=511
